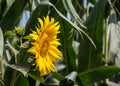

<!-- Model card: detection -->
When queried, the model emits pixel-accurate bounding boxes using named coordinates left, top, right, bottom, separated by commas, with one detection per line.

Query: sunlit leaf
left=62, top=0, right=85, bottom=28
left=0, top=28, right=4, bottom=57
left=0, top=78, right=5, bottom=86
left=65, top=71, right=77, bottom=83
left=0, top=28, right=4, bottom=82
left=5, top=63, right=31, bottom=76
left=107, top=81, right=120, bottom=86
left=60, top=71, right=77, bottom=86
left=52, top=72, right=65, bottom=81
left=4, top=30, right=15, bottom=37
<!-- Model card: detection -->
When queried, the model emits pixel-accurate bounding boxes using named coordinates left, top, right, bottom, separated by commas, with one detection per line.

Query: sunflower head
left=28, top=16, right=61, bottom=76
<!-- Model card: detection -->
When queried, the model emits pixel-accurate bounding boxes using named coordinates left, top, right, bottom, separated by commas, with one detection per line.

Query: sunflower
left=28, top=16, right=62, bottom=76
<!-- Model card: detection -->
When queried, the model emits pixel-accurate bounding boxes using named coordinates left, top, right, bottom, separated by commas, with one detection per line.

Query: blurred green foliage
left=0, top=0, right=120, bottom=86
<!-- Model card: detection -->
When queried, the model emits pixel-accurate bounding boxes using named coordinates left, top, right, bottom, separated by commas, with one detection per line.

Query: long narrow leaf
left=39, top=1, right=96, bottom=48
left=0, top=28, right=4, bottom=57
left=78, top=66, right=120, bottom=86
left=15, top=74, right=29, bottom=86
left=62, top=0, right=85, bottom=27
left=5, top=62, right=31, bottom=76
left=25, top=5, right=49, bottom=35
left=59, top=18, right=77, bottom=72
left=0, top=28, right=4, bottom=79
left=78, top=0, right=108, bottom=72
left=0, top=0, right=28, bottom=33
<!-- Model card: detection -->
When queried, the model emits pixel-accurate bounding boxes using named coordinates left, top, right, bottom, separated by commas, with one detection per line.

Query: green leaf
left=78, top=0, right=108, bottom=72
left=0, top=0, right=28, bottom=33
left=28, top=71, right=45, bottom=84
left=52, top=72, right=65, bottom=81
left=15, top=74, right=29, bottom=86
left=52, top=71, right=77, bottom=86
left=0, top=0, right=6, bottom=19
left=39, top=1, right=96, bottom=48
left=25, top=4, right=49, bottom=35
left=88, top=0, right=97, bottom=5
left=4, top=30, right=15, bottom=37
left=59, top=19, right=77, bottom=72
left=49, top=0, right=65, bottom=17
left=78, top=66, right=120, bottom=86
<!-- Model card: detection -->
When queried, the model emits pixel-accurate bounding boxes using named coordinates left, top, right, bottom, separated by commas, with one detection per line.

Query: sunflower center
left=40, top=33, right=49, bottom=57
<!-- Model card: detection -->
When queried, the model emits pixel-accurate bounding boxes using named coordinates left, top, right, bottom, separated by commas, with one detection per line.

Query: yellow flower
left=28, top=16, right=61, bottom=76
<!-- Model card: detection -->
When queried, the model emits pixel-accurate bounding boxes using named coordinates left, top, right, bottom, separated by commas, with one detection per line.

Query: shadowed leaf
left=0, top=0, right=28, bottom=33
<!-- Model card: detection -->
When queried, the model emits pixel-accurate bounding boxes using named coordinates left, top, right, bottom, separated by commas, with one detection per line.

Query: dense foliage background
left=0, top=0, right=120, bottom=86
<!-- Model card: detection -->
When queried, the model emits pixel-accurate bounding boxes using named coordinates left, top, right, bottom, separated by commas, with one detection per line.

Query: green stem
left=10, top=70, right=17, bottom=86
left=103, top=16, right=110, bottom=85
left=10, top=36, right=23, bottom=86
left=0, top=56, right=4, bottom=79
left=104, top=17, right=110, bottom=66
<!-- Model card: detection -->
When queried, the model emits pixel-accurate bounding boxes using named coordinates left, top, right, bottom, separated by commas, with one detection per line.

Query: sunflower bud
left=15, top=27, right=25, bottom=37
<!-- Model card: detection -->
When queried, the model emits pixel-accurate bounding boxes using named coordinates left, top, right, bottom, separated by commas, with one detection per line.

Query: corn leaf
left=0, top=0, right=28, bottom=33
left=78, top=66, right=120, bottom=86
left=78, top=0, right=108, bottom=72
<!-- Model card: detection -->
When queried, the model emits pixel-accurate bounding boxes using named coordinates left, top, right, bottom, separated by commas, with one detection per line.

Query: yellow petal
left=36, top=57, right=46, bottom=75
left=49, top=46, right=61, bottom=56
left=50, top=18, right=55, bottom=24
left=48, top=50, right=61, bottom=60
left=28, top=16, right=61, bottom=76
left=50, top=40, right=61, bottom=46
left=38, top=18, right=43, bottom=28
left=46, top=56, right=56, bottom=71
left=48, top=53, right=57, bottom=62
left=46, top=22, right=59, bottom=32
